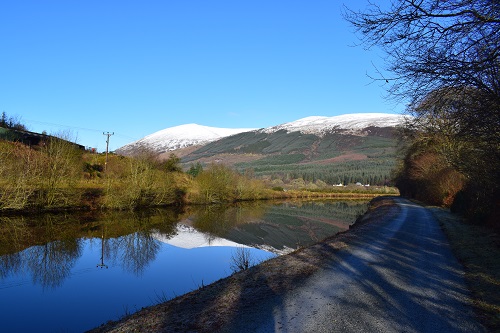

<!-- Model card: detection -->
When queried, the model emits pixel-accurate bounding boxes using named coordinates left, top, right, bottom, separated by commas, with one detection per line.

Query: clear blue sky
left=1, top=0, right=400, bottom=151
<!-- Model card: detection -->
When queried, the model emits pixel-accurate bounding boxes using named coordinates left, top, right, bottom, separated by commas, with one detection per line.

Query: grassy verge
left=429, top=207, right=500, bottom=331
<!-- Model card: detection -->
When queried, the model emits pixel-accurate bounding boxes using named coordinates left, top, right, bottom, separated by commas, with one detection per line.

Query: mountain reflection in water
left=0, top=200, right=367, bottom=332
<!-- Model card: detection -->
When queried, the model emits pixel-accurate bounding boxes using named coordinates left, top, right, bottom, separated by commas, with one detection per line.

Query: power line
left=25, top=118, right=104, bottom=133
left=23, top=118, right=137, bottom=141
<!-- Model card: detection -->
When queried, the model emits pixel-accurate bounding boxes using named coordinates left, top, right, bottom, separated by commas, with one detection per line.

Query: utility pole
left=103, top=132, right=114, bottom=172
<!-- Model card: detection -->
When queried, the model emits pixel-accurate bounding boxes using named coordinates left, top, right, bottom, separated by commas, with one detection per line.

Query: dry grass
left=430, top=207, right=500, bottom=331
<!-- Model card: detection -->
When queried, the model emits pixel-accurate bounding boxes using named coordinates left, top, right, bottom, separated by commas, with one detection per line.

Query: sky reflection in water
left=0, top=200, right=367, bottom=332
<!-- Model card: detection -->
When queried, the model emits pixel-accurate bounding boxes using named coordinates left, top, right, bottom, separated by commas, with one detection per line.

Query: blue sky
left=0, top=0, right=400, bottom=151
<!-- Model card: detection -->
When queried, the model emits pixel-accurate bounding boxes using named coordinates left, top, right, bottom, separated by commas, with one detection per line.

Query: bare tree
left=344, top=1, right=500, bottom=108
left=344, top=1, right=500, bottom=222
left=344, top=0, right=500, bottom=138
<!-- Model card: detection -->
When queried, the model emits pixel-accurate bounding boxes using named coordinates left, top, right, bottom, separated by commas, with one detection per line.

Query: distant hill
left=117, top=113, right=408, bottom=186
left=116, top=124, right=256, bottom=155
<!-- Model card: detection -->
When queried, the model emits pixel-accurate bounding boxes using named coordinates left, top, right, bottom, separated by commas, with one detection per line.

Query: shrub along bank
left=0, top=140, right=395, bottom=213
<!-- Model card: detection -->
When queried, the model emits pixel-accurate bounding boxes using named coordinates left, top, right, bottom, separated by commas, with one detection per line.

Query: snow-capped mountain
left=152, top=224, right=250, bottom=249
left=261, top=113, right=407, bottom=136
left=152, top=224, right=289, bottom=255
left=116, top=113, right=407, bottom=155
left=116, top=123, right=256, bottom=155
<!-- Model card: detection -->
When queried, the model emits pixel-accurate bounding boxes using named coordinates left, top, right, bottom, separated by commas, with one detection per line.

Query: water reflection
left=96, top=229, right=108, bottom=269
left=118, top=232, right=160, bottom=275
left=0, top=214, right=84, bottom=289
left=0, top=209, right=182, bottom=288
left=27, top=239, right=82, bottom=289
left=191, top=202, right=267, bottom=235
left=0, top=200, right=368, bottom=332
left=0, top=252, right=21, bottom=279
left=0, top=200, right=367, bottom=289
left=189, top=200, right=367, bottom=252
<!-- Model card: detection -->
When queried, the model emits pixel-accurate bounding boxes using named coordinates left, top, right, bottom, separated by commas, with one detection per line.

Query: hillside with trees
left=178, top=126, right=401, bottom=188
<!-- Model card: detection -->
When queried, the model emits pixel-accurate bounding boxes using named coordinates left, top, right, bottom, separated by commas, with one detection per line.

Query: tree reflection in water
left=190, top=200, right=368, bottom=252
left=0, top=252, right=22, bottom=280
left=100, top=209, right=177, bottom=276
left=117, top=232, right=161, bottom=276
left=0, top=201, right=368, bottom=288
left=0, top=214, right=83, bottom=289
left=191, top=202, right=267, bottom=237
left=0, top=216, right=30, bottom=279
left=0, top=207, right=181, bottom=288
left=25, top=239, right=82, bottom=289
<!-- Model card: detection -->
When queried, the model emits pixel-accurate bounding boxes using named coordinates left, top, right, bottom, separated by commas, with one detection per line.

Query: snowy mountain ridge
left=116, top=113, right=407, bottom=155
left=117, top=123, right=256, bottom=155
left=152, top=224, right=250, bottom=249
left=261, top=113, right=407, bottom=136
left=152, top=224, right=290, bottom=255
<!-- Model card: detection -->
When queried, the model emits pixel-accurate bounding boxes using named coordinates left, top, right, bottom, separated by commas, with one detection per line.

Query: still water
left=0, top=200, right=367, bottom=332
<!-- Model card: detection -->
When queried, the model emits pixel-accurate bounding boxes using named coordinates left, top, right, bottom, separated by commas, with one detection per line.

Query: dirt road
left=220, top=198, right=485, bottom=332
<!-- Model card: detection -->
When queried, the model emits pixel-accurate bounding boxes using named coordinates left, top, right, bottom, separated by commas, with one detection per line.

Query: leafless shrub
left=230, top=246, right=254, bottom=273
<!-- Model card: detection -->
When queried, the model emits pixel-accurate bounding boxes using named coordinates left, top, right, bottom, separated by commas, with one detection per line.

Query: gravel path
left=220, top=198, right=485, bottom=332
